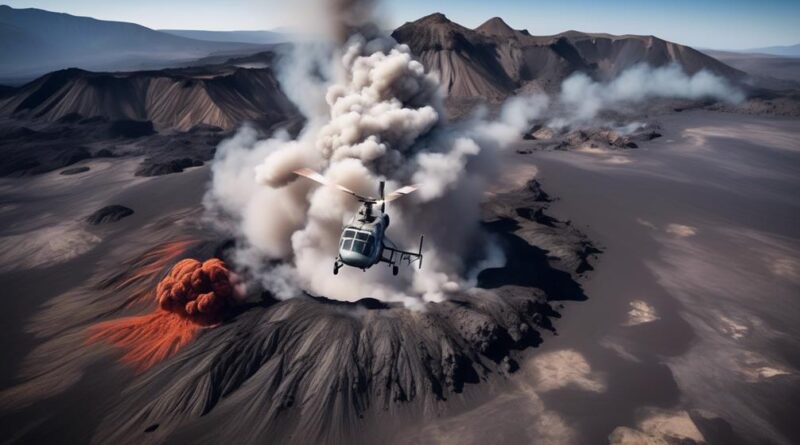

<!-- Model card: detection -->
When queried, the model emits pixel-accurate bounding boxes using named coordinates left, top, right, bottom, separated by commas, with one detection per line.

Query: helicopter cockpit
left=340, top=228, right=376, bottom=255
left=338, top=227, right=379, bottom=268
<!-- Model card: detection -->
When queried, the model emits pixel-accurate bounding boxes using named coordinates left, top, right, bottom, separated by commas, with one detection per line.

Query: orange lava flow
left=86, top=311, right=200, bottom=373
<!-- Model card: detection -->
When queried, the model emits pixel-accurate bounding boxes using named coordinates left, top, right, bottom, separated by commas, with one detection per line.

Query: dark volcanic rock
left=526, top=179, right=552, bottom=202
left=483, top=177, right=601, bottom=276
left=135, top=158, right=204, bottom=176
left=94, top=148, right=115, bottom=158
left=107, top=120, right=155, bottom=138
left=0, top=144, right=91, bottom=176
left=86, top=205, right=134, bottom=225
left=56, top=112, right=84, bottom=124
left=189, top=123, right=224, bottom=133
left=523, top=124, right=663, bottom=152
left=95, top=290, right=553, bottom=445
left=60, top=166, right=90, bottom=175
left=0, top=113, right=228, bottom=177
left=0, top=65, right=299, bottom=132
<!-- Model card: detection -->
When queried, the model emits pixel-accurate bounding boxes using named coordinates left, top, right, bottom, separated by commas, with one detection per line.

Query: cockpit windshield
left=340, top=227, right=375, bottom=256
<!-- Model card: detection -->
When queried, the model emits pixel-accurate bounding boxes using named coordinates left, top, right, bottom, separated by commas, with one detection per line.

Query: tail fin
left=379, top=181, right=385, bottom=213
left=418, top=235, right=424, bottom=269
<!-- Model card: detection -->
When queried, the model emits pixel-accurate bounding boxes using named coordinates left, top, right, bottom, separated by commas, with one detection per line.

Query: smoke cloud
left=87, top=257, right=238, bottom=371
left=205, top=32, right=549, bottom=306
left=552, top=63, right=744, bottom=127
left=204, top=1, right=744, bottom=308
left=156, top=258, right=237, bottom=325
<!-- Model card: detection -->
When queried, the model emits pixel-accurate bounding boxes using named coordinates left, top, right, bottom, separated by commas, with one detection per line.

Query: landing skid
left=333, top=259, right=342, bottom=275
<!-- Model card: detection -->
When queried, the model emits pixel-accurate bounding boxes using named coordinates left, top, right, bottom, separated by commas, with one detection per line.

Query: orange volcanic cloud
left=116, top=240, right=196, bottom=306
left=156, top=258, right=235, bottom=325
left=88, top=258, right=236, bottom=372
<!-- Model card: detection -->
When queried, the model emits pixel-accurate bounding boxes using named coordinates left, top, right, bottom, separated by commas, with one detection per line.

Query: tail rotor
left=418, top=235, right=424, bottom=269
left=379, top=181, right=385, bottom=213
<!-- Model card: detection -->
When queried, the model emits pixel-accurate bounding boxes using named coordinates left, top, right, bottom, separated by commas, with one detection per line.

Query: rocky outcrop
left=86, top=205, right=134, bottom=225
left=0, top=66, right=298, bottom=131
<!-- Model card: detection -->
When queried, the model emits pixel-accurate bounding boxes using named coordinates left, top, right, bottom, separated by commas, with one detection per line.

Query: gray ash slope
left=392, top=14, right=745, bottom=100
left=0, top=118, right=228, bottom=178
left=86, top=205, right=134, bottom=225
left=91, top=179, right=597, bottom=445
left=0, top=64, right=297, bottom=132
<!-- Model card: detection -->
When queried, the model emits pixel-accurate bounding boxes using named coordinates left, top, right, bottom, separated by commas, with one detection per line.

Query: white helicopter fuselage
left=291, top=168, right=422, bottom=275
left=337, top=213, right=388, bottom=269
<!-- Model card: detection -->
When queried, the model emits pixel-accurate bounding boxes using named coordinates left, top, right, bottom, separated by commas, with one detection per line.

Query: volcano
left=0, top=65, right=296, bottom=132
left=392, top=14, right=745, bottom=98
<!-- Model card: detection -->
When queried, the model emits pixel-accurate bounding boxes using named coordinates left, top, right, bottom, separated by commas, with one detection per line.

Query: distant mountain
left=159, top=29, right=288, bottom=45
left=702, top=49, right=800, bottom=86
left=0, top=65, right=297, bottom=131
left=0, top=5, right=261, bottom=82
left=742, top=44, right=800, bottom=57
left=392, top=14, right=744, bottom=99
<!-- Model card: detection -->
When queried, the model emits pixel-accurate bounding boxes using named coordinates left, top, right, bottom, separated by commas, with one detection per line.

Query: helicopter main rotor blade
left=293, top=168, right=371, bottom=201
left=383, top=185, right=418, bottom=203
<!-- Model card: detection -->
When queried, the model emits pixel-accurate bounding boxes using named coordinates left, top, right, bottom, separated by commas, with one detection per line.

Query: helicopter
left=293, top=168, right=423, bottom=276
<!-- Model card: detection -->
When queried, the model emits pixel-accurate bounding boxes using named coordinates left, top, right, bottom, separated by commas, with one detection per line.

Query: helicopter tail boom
left=381, top=234, right=424, bottom=271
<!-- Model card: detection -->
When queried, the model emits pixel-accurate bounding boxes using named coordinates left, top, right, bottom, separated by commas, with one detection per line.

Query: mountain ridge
left=392, top=13, right=745, bottom=99
left=158, top=29, right=288, bottom=45
left=741, top=43, right=800, bottom=57
left=0, top=5, right=262, bottom=81
left=0, top=11, right=756, bottom=132
left=0, top=65, right=297, bottom=131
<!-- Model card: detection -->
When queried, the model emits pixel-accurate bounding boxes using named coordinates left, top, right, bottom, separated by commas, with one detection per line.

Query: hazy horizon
left=3, top=0, right=799, bottom=51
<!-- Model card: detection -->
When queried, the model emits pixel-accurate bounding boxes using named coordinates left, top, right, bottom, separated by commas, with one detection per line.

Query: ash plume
left=328, top=0, right=382, bottom=42
left=155, top=258, right=237, bottom=325
left=204, top=25, right=549, bottom=306
left=551, top=63, right=745, bottom=127
left=204, top=1, right=742, bottom=308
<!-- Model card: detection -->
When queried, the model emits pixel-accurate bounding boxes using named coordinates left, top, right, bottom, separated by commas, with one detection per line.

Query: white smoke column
left=554, top=63, right=745, bottom=126
left=204, top=9, right=741, bottom=306
left=205, top=33, right=549, bottom=306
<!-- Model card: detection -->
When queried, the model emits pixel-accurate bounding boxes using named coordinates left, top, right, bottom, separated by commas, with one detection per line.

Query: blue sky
left=4, top=0, right=799, bottom=49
